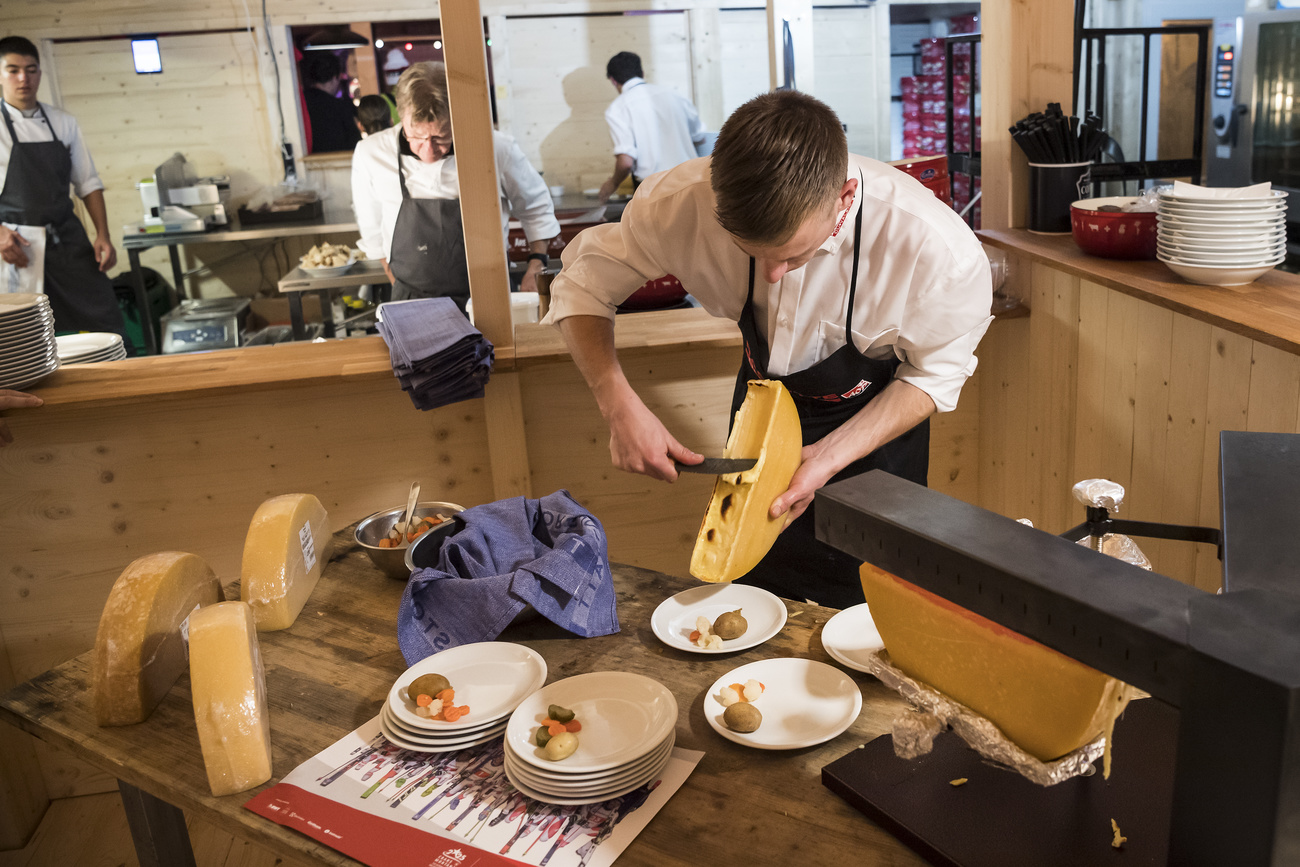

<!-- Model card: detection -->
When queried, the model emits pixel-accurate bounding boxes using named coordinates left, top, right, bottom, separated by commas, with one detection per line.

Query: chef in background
left=0, top=36, right=125, bottom=337
left=547, top=91, right=992, bottom=608
left=351, top=61, right=559, bottom=310
left=301, top=52, right=361, bottom=154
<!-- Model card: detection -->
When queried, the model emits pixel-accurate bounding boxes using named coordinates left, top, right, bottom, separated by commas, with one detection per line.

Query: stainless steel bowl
left=354, top=501, right=465, bottom=580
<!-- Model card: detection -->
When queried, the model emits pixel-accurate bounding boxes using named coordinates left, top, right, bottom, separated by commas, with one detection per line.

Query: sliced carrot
left=547, top=723, right=566, bottom=736
left=689, top=630, right=701, bottom=642
left=436, top=688, right=455, bottom=702
left=443, top=706, right=463, bottom=722
left=457, top=705, right=470, bottom=716
left=376, top=538, right=392, bottom=548
left=564, top=720, right=582, bottom=733
left=415, top=694, right=433, bottom=707
left=541, top=718, right=561, bottom=728
left=729, top=683, right=746, bottom=695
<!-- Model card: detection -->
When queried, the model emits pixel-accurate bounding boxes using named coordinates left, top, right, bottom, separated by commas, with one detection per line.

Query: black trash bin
left=112, top=268, right=172, bottom=356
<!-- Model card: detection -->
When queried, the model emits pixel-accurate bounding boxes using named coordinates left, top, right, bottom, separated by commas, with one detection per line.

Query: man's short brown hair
left=710, top=91, right=848, bottom=246
left=394, top=61, right=450, bottom=126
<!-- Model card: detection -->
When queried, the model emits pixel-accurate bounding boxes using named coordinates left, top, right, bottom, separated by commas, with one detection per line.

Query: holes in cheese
left=240, top=493, right=331, bottom=631
left=860, top=562, right=1135, bottom=763
left=188, top=601, right=272, bottom=796
left=92, top=552, right=223, bottom=727
left=690, top=380, right=802, bottom=583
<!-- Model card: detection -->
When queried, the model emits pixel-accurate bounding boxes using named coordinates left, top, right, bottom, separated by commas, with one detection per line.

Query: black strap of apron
left=1, top=101, right=60, bottom=146
left=396, top=131, right=413, bottom=200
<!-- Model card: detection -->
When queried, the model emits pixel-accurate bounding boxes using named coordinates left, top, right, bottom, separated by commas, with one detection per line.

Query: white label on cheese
left=180, top=603, right=202, bottom=659
left=299, top=521, right=317, bottom=573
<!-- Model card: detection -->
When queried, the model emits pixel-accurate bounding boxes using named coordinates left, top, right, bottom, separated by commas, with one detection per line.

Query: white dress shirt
left=546, top=154, right=993, bottom=414
left=0, top=99, right=104, bottom=199
left=350, top=126, right=560, bottom=262
left=605, top=78, right=706, bottom=181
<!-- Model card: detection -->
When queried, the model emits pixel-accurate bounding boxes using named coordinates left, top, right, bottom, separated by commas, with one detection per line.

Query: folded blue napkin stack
left=376, top=298, right=494, bottom=410
left=397, top=490, right=620, bottom=664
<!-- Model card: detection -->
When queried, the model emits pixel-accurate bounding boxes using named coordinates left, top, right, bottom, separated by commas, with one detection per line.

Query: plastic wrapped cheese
left=860, top=562, right=1135, bottom=763
left=188, top=601, right=272, bottom=796
left=690, top=380, right=802, bottom=582
left=93, top=552, right=223, bottom=727
left=240, top=493, right=331, bottom=631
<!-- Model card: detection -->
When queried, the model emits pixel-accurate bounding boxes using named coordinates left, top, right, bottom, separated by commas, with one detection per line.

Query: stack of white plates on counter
left=1156, top=184, right=1289, bottom=287
left=502, top=671, right=677, bottom=805
left=381, top=641, right=547, bottom=753
left=0, top=293, right=59, bottom=390
left=56, top=332, right=128, bottom=364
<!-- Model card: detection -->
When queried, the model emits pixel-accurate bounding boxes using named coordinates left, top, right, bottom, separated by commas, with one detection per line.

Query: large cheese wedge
left=690, top=380, right=802, bottom=582
left=93, top=552, right=223, bottom=727
left=240, top=493, right=331, bottom=631
left=860, top=562, right=1134, bottom=763
left=188, top=601, right=273, bottom=796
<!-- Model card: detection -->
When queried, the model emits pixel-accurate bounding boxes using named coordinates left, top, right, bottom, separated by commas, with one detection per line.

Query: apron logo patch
left=841, top=379, right=872, bottom=400
left=417, top=244, right=428, bottom=252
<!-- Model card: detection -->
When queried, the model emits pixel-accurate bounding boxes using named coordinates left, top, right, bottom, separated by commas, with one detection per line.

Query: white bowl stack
left=1156, top=186, right=1289, bottom=286
left=56, top=332, right=128, bottom=364
left=502, top=671, right=678, bottom=805
left=0, top=293, right=59, bottom=389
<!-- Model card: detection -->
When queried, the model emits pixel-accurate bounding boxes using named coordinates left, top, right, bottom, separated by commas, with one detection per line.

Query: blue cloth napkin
left=397, top=490, right=620, bottom=664
left=376, top=298, right=494, bottom=410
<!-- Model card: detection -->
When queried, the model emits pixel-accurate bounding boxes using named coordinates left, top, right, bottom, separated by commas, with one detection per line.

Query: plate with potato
left=299, top=242, right=358, bottom=277
left=650, top=583, right=787, bottom=654
left=703, top=657, right=862, bottom=750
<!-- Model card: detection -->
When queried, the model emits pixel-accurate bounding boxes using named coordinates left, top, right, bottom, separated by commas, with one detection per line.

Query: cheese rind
left=690, top=380, right=802, bottom=583
left=860, top=562, right=1134, bottom=762
left=240, top=493, right=331, bottom=631
left=188, top=601, right=272, bottom=796
left=93, top=552, right=223, bottom=727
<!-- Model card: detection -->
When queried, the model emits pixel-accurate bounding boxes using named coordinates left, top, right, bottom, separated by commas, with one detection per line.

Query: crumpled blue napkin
left=376, top=298, right=494, bottom=410
left=397, top=490, right=620, bottom=664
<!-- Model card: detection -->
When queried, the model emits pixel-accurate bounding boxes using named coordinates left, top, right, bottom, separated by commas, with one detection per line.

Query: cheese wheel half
left=690, top=380, right=802, bottom=583
left=189, top=601, right=273, bottom=796
left=93, top=552, right=223, bottom=727
left=860, top=562, right=1134, bottom=763
left=240, top=493, right=331, bottom=631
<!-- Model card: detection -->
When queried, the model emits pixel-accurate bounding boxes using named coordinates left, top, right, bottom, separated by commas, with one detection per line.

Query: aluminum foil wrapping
left=1070, top=478, right=1153, bottom=569
left=1072, top=478, right=1126, bottom=511
left=862, top=648, right=1105, bottom=787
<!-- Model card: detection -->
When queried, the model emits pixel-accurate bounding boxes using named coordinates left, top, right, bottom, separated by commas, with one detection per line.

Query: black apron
left=0, top=101, right=125, bottom=336
left=387, top=134, right=471, bottom=312
left=732, top=181, right=929, bottom=609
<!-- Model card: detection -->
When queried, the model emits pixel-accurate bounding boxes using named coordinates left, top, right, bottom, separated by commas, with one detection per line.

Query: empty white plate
left=820, top=604, right=885, bottom=673
left=703, top=657, right=862, bottom=750
left=650, top=583, right=787, bottom=654
left=388, top=641, right=547, bottom=732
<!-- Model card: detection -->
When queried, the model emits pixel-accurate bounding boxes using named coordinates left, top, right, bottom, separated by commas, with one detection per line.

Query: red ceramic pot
left=1070, top=197, right=1158, bottom=260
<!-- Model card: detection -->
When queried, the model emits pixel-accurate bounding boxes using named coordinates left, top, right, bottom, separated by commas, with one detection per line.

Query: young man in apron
left=547, top=91, right=992, bottom=609
left=351, top=62, right=559, bottom=310
left=0, top=36, right=126, bottom=337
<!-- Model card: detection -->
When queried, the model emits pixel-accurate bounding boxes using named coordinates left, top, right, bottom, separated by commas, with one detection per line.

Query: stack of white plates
left=381, top=642, right=547, bottom=753
left=0, top=293, right=59, bottom=390
left=502, top=671, right=677, bottom=805
left=56, top=332, right=128, bottom=364
left=1156, top=189, right=1289, bottom=286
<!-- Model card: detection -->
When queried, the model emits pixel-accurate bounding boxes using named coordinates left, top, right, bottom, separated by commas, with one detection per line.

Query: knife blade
left=674, top=458, right=757, bottom=474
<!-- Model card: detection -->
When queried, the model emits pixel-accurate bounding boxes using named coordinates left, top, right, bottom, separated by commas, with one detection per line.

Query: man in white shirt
left=0, top=36, right=125, bottom=337
left=596, top=52, right=706, bottom=203
left=548, top=91, right=992, bottom=608
left=351, top=61, right=559, bottom=310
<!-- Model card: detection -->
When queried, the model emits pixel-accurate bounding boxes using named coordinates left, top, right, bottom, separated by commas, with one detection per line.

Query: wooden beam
left=483, top=372, right=533, bottom=499
left=441, top=0, right=515, bottom=355
left=687, top=7, right=724, bottom=130
left=767, top=0, right=814, bottom=94
left=0, top=620, right=49, bottom=850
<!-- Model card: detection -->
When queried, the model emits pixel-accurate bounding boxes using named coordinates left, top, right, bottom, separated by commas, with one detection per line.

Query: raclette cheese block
left=690, top=380, right=802, bottom=583
left=240, top=493, right=331, bottom=631
left=92, top=552, right=223, bottom=727
left=188, top=601, right=273, bottom=796
left=860, top=562, right=1134, bottom=763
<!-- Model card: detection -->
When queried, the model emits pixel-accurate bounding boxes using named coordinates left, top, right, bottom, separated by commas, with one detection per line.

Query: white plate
left=380, top=716, right=506, bottom=754
left=503, top=745, right=673, bottom=806
left=703, top=657, right=862, bottom=750
left=1156, top=241, right=1286, bottom=258
left=0, top=342, right=57, bottom=366
left=1157, top=200, right=1287, bottom=215
left=0, top=310, right=53, bottom=336
left=0, top=357, right=59, bottom=390
left=1156, top=250, right=1284, bottom=267
left=387, top=641, right=547, bottom=731
left=820, top=604, right=885, bottom=673
left=382, top=702, right=507, bottom=739
left=1158, top=190, right=1287, bottom=207
left=503, top=734, right=674, bottom=793
left=381, top=705, right=507, bottom=745
left=1159, top=226, right=1286, bottom=241
left=56, top=332, right=121, bottom=359
left=505, top=671, right=677, bottom=773
left=650, top=583, right=787, bottom=654
left=1157, top=212, right=1286, bottom=227
left=1161, top=258, right=1277, bottom=287
left=0, top=294, right=50, bottom=321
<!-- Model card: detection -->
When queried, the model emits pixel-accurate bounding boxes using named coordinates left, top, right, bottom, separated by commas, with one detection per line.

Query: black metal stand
left=118, top=780, right=197, bottom=867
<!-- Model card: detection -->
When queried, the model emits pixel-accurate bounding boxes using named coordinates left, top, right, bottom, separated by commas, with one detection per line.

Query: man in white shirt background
left=0, top=35, right=125, bottom=338
left=549, top=90, right=992, bottom=608
left=596, top=51, right=707, bottom=204
left=351, top=61, right=559, bottom=310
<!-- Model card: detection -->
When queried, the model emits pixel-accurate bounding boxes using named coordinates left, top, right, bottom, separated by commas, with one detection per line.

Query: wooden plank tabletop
left=0, top=528, right=925, bottom=867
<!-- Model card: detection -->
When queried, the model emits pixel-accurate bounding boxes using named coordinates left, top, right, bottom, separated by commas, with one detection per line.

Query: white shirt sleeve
left=495, top=133, right=560, bottom=244
left=350, top=136, right=389, bottom=261
left=65, top=118, right=104, bottom=199
left=681, top=96, right=707, bottom=146
left=604, top=101, right=637, bottom=160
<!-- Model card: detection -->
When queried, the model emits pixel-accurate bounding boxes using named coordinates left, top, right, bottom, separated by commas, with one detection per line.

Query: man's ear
left=836, top=177, right=859, bottom=212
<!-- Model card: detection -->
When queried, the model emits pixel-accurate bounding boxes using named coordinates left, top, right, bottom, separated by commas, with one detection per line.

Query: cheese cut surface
left=92, top=552, right=223, bottom=727
left=690, top=380, right=802, bottom=583
left=240, top=493, right=331, bottom=631
left=860, top=562, right=1134, bottom=762
left=188, top=601, right=272, bottom=796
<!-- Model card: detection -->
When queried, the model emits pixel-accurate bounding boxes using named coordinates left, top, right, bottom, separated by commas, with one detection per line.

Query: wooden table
left=0, top=528, right=926, bottom=867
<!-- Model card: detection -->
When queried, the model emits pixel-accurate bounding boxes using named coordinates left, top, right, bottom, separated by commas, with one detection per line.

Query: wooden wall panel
left=977, top=315, right=1031, bottom=521
left=1159, top=315, right=1212, bottom=588
left=811, top=5, right=891, bottom=160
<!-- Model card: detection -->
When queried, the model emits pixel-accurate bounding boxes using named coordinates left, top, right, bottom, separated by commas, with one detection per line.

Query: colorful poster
left=245, top=717, right=702, bottom=867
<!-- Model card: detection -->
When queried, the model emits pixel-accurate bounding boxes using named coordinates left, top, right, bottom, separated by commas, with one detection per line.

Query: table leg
left=117, top=780, right=197, bottom=867
left=319, top=289, right=335, bottom=338
left=288, top=293, right=306, bottom=341
left=127, top=248, right=159, bottom=356
left=167, top=245, right=185, bottom=306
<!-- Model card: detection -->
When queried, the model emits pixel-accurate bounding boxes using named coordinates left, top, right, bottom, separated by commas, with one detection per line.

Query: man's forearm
left=82, top=189, right=110, bottom=238
left=818, top=380, right=936, bottom=471
left=556, top=314, right=633, bottom=418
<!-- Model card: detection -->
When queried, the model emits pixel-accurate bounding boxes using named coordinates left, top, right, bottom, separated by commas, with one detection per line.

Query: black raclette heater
left=816, top=431, right=1300, bottom=867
